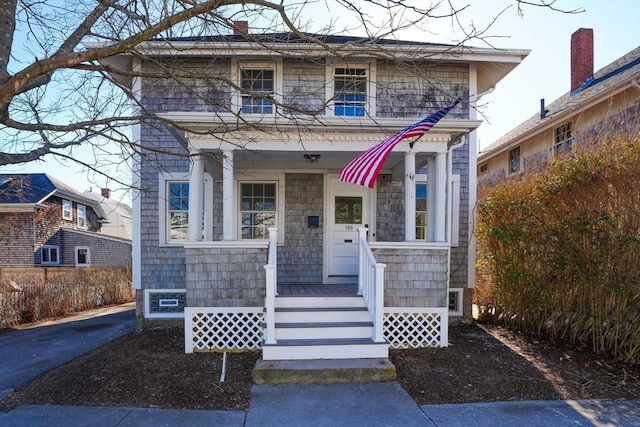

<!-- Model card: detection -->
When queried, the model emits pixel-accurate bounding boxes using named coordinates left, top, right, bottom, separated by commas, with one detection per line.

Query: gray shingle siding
left=450, top=142, right=470, bottom=290
left=279, top=173, right=324, bottom=283
left=0, top=212, right=35, bottom=267
left=137, top=52, right=472, bottom=303
left=372, top=247, right=448, bottom=307
left=61, top=230, right=131, bottom=267
left=141, top=58, right=232, bottom=113
left=185, top=247, right=266, bottom=307
left=376, top=61, right=469, bottom=118
left=282, top=59, right=326, bottom=114
left=375, top=177, right=404, bottom=242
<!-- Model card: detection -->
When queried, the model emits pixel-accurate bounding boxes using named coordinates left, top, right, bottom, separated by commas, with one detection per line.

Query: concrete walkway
left=1, top=304, right=639, bottom=426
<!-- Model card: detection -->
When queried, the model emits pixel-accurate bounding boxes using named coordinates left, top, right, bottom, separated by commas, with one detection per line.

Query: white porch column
left=187, top=150, right=204, bottom=241
left=435, top=152, right=447, bottom=242
left=222, top=150, right=234, bottom=241
left=426, top=156, right=437, bottom=241
left=404, top=151, right=416, bottom=241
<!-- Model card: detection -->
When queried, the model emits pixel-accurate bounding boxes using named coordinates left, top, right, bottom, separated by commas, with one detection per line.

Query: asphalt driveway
left=0, top=303, right=135, bottom=399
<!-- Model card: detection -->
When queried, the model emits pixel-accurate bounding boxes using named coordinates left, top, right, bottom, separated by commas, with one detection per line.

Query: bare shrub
left=0, top=267, right=132, bottom=328
left=476, top=129, right=640, bottom=363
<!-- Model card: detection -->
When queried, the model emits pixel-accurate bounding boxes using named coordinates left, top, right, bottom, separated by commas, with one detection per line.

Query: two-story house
left=0, top=173, right=132, bottom=269
left=102, top=24, right=528, bottom=359
left=478, top=28, right=640, bottom=186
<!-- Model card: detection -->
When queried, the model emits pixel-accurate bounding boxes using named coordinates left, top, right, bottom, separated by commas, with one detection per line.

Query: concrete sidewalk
left=1, top=384, right=639, bottom=426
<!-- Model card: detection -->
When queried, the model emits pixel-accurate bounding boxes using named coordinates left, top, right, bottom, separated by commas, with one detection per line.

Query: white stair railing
left=358, top=227, right=386, bottom=343
left=264, top=227, right=278, bottom=345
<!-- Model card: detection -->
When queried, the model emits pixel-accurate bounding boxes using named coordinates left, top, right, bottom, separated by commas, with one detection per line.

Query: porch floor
left=277, top=283, right=358, bottom=296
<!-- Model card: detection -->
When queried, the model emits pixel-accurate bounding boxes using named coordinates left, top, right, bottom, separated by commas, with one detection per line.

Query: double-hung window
left=158, top=172, right=214, bottom=245
left=41, top=245, right=60, bottom=265
left=62, top=199, right=72, bottom=220
left=554, top=122, right=572, bottom=156
left=240, top=183, right=277, bottom=240
left=234, top=61, right=281, bottom=115
left=77, top=204, right=87, bottom=229
left=241, top=68, right=274, bottom=114
left=333, top=67, right=367, bottom=117
left=167, top=181, right=190, bottom=241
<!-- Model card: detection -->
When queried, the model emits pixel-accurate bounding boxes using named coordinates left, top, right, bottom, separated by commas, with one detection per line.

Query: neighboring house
left=479, top=28, right=640, bottom=186
left=83, top=188, right=133, bottom=240
left=0, top=174, right=132, bottom=268
left=101, top=23, right=528, bottom=359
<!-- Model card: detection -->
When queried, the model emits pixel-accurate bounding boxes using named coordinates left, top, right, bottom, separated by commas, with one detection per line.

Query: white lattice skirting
left=184, top=308, right=264, bottom=353
left=384, top=307, right=449, bottom=349
left=184, top=307, right=448, bottom=353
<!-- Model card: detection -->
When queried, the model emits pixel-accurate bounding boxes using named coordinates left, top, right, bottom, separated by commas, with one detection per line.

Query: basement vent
left=144, top=289, right=187, bottom=318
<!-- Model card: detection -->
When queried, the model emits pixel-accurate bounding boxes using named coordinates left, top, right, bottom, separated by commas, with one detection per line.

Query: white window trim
left=236, top=172, right=285, bottom=245
left=231, top=60, right=283, bottom=115
left=325, top=60, right=377, bottom=117
left=41, top=245, right=60, bottom=265
left=158, top=172, right=214, bottom=247
left=74, top=246, right=91, bottom=267
left=77, top=204, right=87, bottom=229
left=448, top=288, right=463, bottom=316
left=62, top=199, right=72, bottom=221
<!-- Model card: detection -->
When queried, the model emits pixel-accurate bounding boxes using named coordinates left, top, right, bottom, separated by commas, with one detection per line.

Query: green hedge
left=476, top=134, right=640, bottom=363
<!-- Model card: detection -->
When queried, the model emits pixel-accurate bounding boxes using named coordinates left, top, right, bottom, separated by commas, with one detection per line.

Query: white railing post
left=358, top=227, right=367, bottom=296
left=264, top=227, right=278, bottom=345
left=374, top=262, right=386, bottom=342
left=358, top=227, right=386, bottom=343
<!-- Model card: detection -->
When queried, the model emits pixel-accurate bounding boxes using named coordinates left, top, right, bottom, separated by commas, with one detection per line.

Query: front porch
left=184, top=229, right=449, bottom=359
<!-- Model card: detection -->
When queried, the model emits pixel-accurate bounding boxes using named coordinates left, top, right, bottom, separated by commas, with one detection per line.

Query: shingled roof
left=0, top=173, right=107, bottom=219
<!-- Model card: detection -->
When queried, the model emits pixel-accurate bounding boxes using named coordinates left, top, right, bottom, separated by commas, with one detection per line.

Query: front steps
left=262, top=295, right=389, bottom=361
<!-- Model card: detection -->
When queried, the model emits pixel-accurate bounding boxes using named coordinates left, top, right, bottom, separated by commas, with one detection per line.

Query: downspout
left=444, top=134, right=467, bottom=304
left=447, top=135, right=467, bottom=244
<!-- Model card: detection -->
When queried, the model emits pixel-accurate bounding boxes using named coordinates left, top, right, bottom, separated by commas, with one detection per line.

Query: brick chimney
left=571, top=28, right=594, bottom=92
left=101, top=188, right=111, bottom=199
left=233, top=21, right=248, bottom=36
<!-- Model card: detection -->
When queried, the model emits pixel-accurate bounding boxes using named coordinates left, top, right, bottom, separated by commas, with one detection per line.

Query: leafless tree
left=0, top=0, right=583, bottom=189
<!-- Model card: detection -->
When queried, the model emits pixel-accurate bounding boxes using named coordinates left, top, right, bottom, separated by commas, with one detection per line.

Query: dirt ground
left=1, top=323, right=638, bottom=412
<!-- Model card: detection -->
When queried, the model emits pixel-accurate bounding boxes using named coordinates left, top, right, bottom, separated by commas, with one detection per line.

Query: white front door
left=326, top=175, right=372, bottom=284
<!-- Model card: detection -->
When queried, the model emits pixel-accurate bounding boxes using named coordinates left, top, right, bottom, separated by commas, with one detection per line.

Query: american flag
left=339, top=99, right=460, bottom=188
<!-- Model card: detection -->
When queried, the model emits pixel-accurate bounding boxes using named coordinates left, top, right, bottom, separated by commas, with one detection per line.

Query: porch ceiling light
left=303, top=154, right=321, bottom=163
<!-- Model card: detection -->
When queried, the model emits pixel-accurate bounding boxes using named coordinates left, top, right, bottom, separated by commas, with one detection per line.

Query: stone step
left=253, top=358, right=397, bottom=384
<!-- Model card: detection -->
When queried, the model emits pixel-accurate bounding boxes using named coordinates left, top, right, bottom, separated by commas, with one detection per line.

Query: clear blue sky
left=3, top=0, right=639, bottom=199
